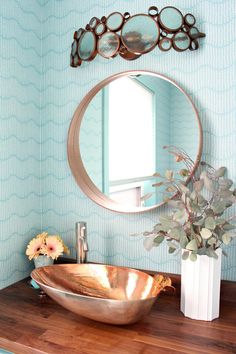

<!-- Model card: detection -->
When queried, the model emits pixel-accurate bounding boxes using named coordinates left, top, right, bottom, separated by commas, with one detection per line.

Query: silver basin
left=31, top=263, right=171, bottom=325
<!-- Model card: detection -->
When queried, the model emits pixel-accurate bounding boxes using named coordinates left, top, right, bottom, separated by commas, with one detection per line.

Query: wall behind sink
left=41, top=0, right=236, bottom=280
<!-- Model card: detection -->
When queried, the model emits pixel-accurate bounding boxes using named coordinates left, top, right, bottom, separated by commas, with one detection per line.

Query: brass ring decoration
left=70, top=5, right=205, bottom=67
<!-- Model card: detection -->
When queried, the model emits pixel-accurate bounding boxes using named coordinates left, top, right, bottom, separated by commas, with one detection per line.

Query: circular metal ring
left=106, top=12, right=124, bottom=31
left=158, top=6, right=184, bottom=33
left=158, top=37, right=172, bottom=51
left=121, top=14, right=160, bottom=55
left=95, top=22, right=106, bottom=36
left=172, top=31, right=191, bottom=52
left=148, top=6, right=158, bottom=17
left=184, top=13, right=196, bottom=27
left=89, top=17, right=100, bottom=29
left=124, top=12, right=130, bottom=20
left=97, top=32, right=120, bottom=59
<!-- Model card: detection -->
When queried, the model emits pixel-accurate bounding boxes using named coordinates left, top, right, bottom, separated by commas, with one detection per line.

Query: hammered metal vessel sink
left=31, top=264, right=171, bottom=325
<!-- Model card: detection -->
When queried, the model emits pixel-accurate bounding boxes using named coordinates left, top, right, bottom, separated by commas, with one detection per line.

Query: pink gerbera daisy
left=26, top=237, right=43, bottom=260
left=42, top=235, right=64, bottom=260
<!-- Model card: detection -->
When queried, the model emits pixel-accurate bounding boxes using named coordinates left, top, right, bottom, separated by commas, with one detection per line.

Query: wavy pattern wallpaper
left=0, top=0, right=42, bottom=289
left=1, top=0, right=236, bottom=289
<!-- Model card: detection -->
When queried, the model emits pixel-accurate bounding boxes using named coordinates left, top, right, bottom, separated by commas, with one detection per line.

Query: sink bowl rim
left=31, top=263, right=159, bottom=303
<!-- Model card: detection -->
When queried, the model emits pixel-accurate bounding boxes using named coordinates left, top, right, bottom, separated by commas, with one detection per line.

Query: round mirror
left=68, top=71, right=202, bottom=213
left=159, top=6, right=183, bottom=32
left=121, top=15, right=160, bottom=54
left=78, top=31, right=96, bottom=61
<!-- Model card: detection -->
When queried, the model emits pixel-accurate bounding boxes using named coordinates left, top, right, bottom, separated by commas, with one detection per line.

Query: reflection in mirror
left=78, top=73, right=202, bottom=210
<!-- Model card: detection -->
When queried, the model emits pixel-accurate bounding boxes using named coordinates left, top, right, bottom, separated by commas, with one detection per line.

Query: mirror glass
left=159, top=7, right=183, bottom=32
left=106, top=12, right=124, bottom=31
left=173, top=32, right=190, bottom=51
left=121, top=15, right=160, bottom=54
left=78, top=31, right=96, bottom=60
left=70, top=71, right=202, bottom=212
left=98, top=33, right=120, bottom=58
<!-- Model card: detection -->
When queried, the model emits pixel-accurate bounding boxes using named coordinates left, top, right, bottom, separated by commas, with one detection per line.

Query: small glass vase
left=34, top=255, right=54, bottom=268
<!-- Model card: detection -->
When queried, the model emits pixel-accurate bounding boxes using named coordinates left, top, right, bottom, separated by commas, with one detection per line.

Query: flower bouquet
left=26, top=232, right=70, bottom=267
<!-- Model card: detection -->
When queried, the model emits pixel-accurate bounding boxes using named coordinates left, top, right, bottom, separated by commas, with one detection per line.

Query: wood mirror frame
left=67, top=70, right=203, bottom=213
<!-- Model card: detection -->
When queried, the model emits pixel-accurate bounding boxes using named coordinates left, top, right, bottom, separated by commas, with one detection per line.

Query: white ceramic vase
left=34, top=255, right=54, bottom=268
left=181, top=248, right=222, bottom=321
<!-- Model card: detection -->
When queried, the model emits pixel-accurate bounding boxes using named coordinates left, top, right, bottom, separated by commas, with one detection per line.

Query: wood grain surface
left=0, top=278, right=236, bottom=354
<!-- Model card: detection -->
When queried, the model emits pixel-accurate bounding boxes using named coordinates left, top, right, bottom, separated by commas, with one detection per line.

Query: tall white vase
left=181, top=248, right=222, bottom=321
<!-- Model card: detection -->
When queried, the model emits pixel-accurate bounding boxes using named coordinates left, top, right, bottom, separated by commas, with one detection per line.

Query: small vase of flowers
left=26, top=232, right=70, bottom=268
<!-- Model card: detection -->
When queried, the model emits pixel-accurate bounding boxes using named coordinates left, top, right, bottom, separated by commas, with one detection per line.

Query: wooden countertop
left=0, top=278, right=236, bottom=354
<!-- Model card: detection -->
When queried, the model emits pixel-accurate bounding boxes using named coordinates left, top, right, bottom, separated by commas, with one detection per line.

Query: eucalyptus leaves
left=143, top=156, right=236, bottom=261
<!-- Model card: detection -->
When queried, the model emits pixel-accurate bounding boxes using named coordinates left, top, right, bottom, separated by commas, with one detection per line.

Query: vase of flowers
left=141, top=146, right=236, bottom=321
left=26, top=232, right=70, bottom=268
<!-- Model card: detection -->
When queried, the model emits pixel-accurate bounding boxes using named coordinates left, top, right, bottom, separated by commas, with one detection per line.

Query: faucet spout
left=76, top=222, right=88, bottom=263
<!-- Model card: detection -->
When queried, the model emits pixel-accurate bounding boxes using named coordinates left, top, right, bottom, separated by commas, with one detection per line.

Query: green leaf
left=200, top=228, right=212, bottom=239
left=222, top=249, right=228, bottom=257
left=197, top=194, right=208, bottom=207
left=182, top=251, right=189, bottom=260
left=167, top=241, right=178, bottom=249
left=186, top=239, right=198, bottom=251
left=219, top=178, right=233, bottom=190
left=205, top=209, right=215, bottom=217
left=214, top=167, right=226, bottom=178
left=189, top=201, right=201, bottom=213
left=169, top=227, right=186, bottom=241
left=190, top=252, right=197, bottom=262
left=205, top=217, right=216, bottom=230
left=219, top=190, right=233, bottom=198
left=173, top=210, right=188, bottom=223
left=215, top=218, right=226, bottom=225
left=168, top=247, right=176, bottom=254
left=222, top=223, right=236, bottom=231
left=180, top=235, right=188, bottom=249
left=197, top=247, right=207, bottom=255
left=206, top=248, right=218, bottom=259
left=222, top=233, right=231, bottom=245
left=193, top=217, right=205, bottom=226
left=203, top=176, right=215, bottom=192
left=212, top=201, right=226, bottom=215
left=207, top=237, right=216, bottom=246
left=154, top=235, right=165, bottom=245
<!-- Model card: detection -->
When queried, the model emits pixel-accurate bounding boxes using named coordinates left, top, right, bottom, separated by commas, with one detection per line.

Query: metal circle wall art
left=70, top=5, right=206, bottom=67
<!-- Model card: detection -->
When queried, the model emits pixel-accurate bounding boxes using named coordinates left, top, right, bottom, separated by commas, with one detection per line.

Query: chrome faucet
left=76, top=221, right=88, bottom=263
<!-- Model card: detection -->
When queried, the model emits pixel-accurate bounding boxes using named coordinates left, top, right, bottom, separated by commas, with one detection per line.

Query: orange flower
left=36, top=232, right=48, bottom=242
left=42, top=235, right=64, bottom=260
left=26, top=237, right=43, bottom=260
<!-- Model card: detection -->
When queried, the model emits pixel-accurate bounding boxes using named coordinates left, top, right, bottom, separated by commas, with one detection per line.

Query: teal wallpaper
left=0, top=0, right=41, bottom=289
left=1, top=0, right=236, bottom=289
